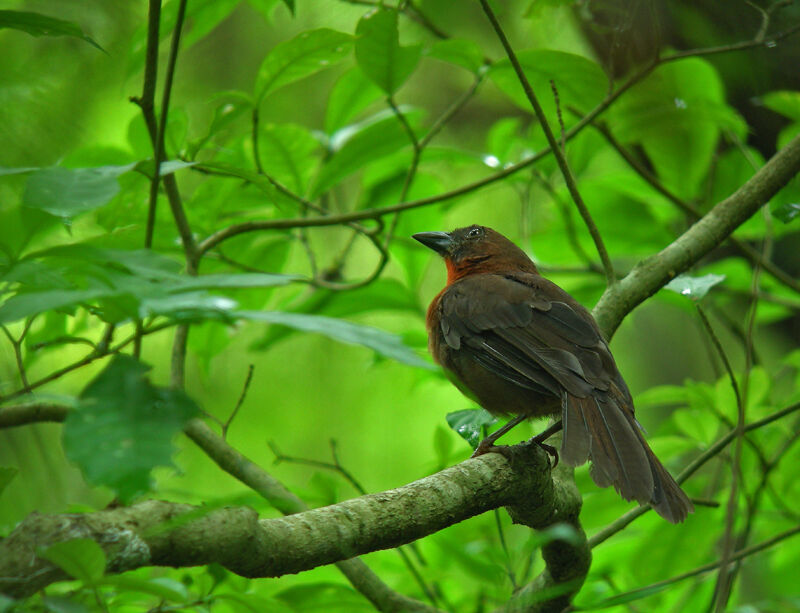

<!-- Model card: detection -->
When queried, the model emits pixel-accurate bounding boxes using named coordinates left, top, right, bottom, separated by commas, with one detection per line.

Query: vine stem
left=477, top=0, right=615, bottom=286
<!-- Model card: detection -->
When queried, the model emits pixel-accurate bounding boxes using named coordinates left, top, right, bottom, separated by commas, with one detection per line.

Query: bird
left=413, top=224, right=693, bottom=523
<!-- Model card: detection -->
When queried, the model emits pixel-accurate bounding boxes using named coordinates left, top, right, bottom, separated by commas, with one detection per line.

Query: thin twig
left=477, top=0, right=615, bottom=285
left=695, top=306, right=745, bottom=613
left=222, top=365, right=255, bottom=440
left=195, top=22, right=800, bottom=256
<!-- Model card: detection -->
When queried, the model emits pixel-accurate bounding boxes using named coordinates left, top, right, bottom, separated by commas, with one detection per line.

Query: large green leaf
left=0, top=10, right=103, bottom=50
left=23, top=164, right=136, bottom=219
left=313, top=109, right=420, bottom=197
left=355, top=9, right=421, bottom=95
left=240, top=310, right=432, bottom=369
left=325, top=67, right=383, bottom=133
left=664, top=273, right=726, bottom=301
left=0, top=244, right=297, bottom=324
left=63, top=356, right=200, bottom=503
left=490, top=50, right=607, bottom=121
left=446, top=408, right=498, bottom=449
left=256, top=123, right=321, bottom=194
left=255, top=28, right=353, bottom=103
left=762, top=90, right=800, bottom=121
left=40, top=539, right=106, bottom=583
left=426, top=39, right=485, bottom=74
left=608, top=58, right=745, bottom=199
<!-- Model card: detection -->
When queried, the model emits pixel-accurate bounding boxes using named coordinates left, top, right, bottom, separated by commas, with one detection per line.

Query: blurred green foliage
left=1, top=0, right=799, bottom=611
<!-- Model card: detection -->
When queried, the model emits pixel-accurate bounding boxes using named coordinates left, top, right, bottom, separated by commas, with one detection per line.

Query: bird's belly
left=444, top=350, right=559, bottom=418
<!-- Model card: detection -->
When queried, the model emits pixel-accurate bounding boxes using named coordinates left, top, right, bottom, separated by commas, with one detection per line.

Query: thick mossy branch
left=594, top=132, right=800, bottom=338
left=0, top=443, right=587, bottom=601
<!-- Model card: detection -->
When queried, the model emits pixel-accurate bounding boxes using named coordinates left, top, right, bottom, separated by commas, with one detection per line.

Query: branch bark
left=594, top=132, right=800, bottom=338
left=0, top=443, right=587, bottom=604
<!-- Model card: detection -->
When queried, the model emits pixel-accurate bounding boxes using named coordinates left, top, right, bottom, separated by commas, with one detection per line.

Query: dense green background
left=1, top=0, right=799, bottom=611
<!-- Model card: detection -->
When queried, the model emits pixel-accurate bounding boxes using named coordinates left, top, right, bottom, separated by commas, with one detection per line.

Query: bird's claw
left=471, top=440, right=512, bottom=459
left=537, top=441, right=559, bottom=468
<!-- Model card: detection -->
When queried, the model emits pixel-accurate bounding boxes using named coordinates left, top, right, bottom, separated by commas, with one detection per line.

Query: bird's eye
left=467, top=227, right=482, bottom=238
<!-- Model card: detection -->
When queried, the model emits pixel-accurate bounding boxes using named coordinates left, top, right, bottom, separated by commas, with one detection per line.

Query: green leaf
left=255, top=28, right=353, bottom=103
left=325, top=67, right=383, bottom=133
left=23, top=164, right=136, bottom=219
left=173, top=273, right=298, bottom=291
left=240, top=310, right=433, bottom=369
left=762, top=90, right=800, bottom=121
left=63, top=356, right=200, bottom=503
left=313, top=109, right=420, bottom=197
left=426, top=39, right=485, bottom=73
left=355, top=9, right=421, bottom=95
left=217, top=592, right=295, bottom=613
left=0, top=10, right=103, bottom=50
left=0, top=288, right=116, bottom=324
left=446, top=408, right=498, bottom=449
left=42, top=595, right=91, bottom=613
left=256, top=123, right=321, bottom=194
left=0, top=466, right=18, bottom=496
left=40, top=538, right=106, bottom=583
left=609, top=58, right=745, bottom=198
left=664, top=273, right=726, bottom=301
left=275, top=582, right=370, bottom=612
left=97, top=576, right=189, bottom=602
left=773, top=201, right=800, bottom=223
left=636, top=385, right=688, bottom=408
left=490, top=50, right=607, bottom=119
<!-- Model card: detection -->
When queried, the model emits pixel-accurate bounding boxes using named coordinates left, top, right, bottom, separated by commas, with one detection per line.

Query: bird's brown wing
left=438, top=272, right=692, bottom=521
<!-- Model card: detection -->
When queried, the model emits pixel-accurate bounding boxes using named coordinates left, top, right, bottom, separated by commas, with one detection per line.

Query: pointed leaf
left=446, top=408, right=497, bottom=449
left=355, top=9, right=421, bottom=95
left=240, top=310, right=432, bottom=369
left=426, top=39, right=484, bottom=73
left=325, top=67, right=383, bottom=133
left=255, top=28, right=353, bottom=103
left=40, top=539, right=106, bottom=583
left=63, top=356, right=200, bottom=503
left=0, top=466, right=18, bottom=497
left=313, top=109, right=420, bottom=196
left=23, top=164, right=136, bottom=218
left=0, top=10, right=103, bottom=50
left=664, top=273, right=726, bottom=301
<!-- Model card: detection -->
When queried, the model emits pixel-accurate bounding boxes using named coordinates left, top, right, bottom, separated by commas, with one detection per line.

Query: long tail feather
left=560, top=389, right=693, bottom=523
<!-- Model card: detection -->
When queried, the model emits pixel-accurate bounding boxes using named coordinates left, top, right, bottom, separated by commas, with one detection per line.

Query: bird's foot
left=536, top=441, right=559, bottom=468
left=471, top=439, right=512, bottom=459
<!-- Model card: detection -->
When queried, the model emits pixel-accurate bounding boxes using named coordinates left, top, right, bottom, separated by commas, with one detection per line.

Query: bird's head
left=413, top=225, right=537, bottom=282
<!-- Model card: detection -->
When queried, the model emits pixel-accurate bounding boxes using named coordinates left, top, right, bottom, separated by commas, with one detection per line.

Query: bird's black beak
left=412, top=231, right=453, bottom=255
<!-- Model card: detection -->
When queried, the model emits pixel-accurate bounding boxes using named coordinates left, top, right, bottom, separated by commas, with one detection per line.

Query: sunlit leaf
left=446, top=408, right=497, bottom=449
left=490, top=50, right=607, bottom=120
left=40, top=538, right=106, bottom=583
left=23, top=164, right=137, bottom=218
left=608, top=58, right=745, bottom=198
left=0, top=10, right=103, bottom=50
left=664, top=273, right=725, bottom=301
left=426, top=38, right=485, bottom=73
left=313, top=108, right=420, bottom=196
left=0, top=466, right=18, bottom=497
left=256, top=123, right=321, bottom=194
left=63, top=356, right=200, bottom=503
left=355, top=9, right=421, bottom=95
left=255, top=28, right=353, bottom=103
left=97, top=576, right=189, bottom=602
left=762, top=90, right=800, bottom=121
left=325, top=67, right=383, bottom=133
left=773, top=201, right=800, bottom=223
left=240, top=310, right=433, bottom=369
